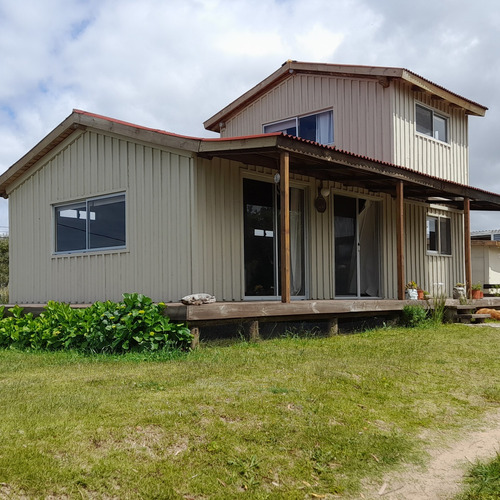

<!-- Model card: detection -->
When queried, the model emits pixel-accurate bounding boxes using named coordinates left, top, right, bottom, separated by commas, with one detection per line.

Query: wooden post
left=396, top=181, right=405, bottom=300
left=280, top=151, right=291, bottom=303
left=464, top=197, right=472, bottom=299
left=248, top=320, right=260, bottom=342
left=190, top=327, right=200, bottom=349
left=327, top=318, right=338, bottom=336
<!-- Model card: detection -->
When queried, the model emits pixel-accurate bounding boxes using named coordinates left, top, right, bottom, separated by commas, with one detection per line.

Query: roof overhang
left=199, top=134, right=500, bottom=211
left=0, top=110, right=202, bottom=198
left=204, top=61, right=488, bottom=133
left=2, top=110, right=500, bottom=212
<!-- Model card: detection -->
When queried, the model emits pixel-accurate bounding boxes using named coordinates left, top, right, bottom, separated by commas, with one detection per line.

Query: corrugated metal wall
left=222, top=74, right=394, bottom=163
left=392, top=80, right=469, bottom=184
left=223, top=76, right=470, bottom=184
left=9, top=130, right=466, bottom=304
left=9, top=129, right=195, bottom=303
left=403, top=203, right=464, bottom=297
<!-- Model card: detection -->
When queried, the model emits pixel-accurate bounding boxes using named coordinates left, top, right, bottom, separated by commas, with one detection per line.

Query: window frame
left=54, top=192, right=126, bottom=255
left=263, top=109, right=334, bottom=145
left=416, top=103, right=449, bottom=143
left=426, top=214, right=451, bottom=256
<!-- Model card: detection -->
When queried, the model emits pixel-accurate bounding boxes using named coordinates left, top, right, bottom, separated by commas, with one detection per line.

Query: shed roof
left=204, top=60, right=488, bottom=133
left=1, top=109, right=500, bottom=211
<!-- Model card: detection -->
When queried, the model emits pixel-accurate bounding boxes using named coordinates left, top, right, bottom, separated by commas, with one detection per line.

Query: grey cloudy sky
left=1, top=0, right=499, bottom=231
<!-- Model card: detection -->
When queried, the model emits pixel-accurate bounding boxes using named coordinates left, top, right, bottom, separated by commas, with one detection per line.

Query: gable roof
left=2, top=109, right=500, bottom=211
left=204, top=60, right=488, bottom=133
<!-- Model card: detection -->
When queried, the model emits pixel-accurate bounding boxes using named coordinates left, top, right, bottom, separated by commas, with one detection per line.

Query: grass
left=1, top=323, right=500, bottom=498
left=458, top=454, right=500, bottom=499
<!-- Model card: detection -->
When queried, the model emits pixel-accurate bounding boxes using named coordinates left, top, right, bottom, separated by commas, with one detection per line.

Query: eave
left=199, top=134, right=500, bottom=211
left=204, top=61, right=487, bottom=133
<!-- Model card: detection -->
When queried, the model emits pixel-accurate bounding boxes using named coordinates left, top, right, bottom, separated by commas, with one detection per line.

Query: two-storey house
left=1, top=61, right=499, bottom=308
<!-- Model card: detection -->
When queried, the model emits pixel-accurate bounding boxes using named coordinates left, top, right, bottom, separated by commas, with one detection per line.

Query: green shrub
left=0, top=293, right=192, bottom=354
left=400, top=304, right=428, bottom=327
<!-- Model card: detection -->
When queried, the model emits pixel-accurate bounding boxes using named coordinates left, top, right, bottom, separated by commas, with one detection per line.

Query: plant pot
left=406, top=288, right=418, bottom=300
left=417, top=289, right=425, bottom=300
left=472, top=290, right=483, bottom=300
left=453, top=286, right=466, bottom=299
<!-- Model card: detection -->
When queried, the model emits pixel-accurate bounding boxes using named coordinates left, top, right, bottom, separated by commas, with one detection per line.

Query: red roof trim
left=72, top=109, right=206, bottom=141
left=75, top=109, right=498, bottom=198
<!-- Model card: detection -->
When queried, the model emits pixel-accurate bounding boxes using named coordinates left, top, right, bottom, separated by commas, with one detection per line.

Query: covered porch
left=199, top=133, right=500, bottom=303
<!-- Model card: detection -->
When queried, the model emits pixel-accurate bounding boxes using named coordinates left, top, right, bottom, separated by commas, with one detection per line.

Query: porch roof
left=199, top=133, right=500, bottom=211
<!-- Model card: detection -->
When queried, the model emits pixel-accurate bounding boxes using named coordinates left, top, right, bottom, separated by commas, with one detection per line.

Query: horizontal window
left=264, top=110, right=333, bottom=145
left=426, top=215, right=451, bottom=255
left=416, top=104, right=448, bottom=142
left=55, top=193, right=126, bottom=253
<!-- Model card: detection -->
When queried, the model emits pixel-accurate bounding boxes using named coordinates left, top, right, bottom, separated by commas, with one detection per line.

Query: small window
left=264, top=110, right=333, bottom=145
left=55, top=193, right=126, bottom=253
left=416, top=104, right=448, bottom=142
left=426, top=215, right=451, bottom=255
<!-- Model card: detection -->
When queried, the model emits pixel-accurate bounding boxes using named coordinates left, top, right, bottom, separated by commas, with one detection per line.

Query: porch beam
left=396, top=181, right=405, bottom=300
left=280, top=151, right=291, bottom=303
left=464, top=197, right=472, bottom=298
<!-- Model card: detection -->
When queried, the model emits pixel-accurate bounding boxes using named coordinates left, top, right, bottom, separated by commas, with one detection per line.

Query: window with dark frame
left=416, top=104, right=448, bottom=143
left=426, top=215, right=451, bottom=255
left=55, top=193, right=126, bottom=253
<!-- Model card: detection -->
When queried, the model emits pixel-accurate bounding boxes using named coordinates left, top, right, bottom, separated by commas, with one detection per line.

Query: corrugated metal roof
left=204, top=60, right=487, bottom=132
left=2, top=109, right=500, bottom=211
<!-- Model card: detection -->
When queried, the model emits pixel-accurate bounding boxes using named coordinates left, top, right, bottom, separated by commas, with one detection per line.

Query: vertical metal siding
left=9, top=130, right=194, bottom=304
left=192, top=157, right=244, bottom=301
left=223, top=74, right=393, bottom=163
left=392, top=81, right=469, bottom=183
left=403, top=203, right=464, bottom=297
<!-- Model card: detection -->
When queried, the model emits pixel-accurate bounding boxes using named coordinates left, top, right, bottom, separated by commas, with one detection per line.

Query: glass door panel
left=334, top=195, right=380, bottom=298
left=244, top=179, right=276, bottom=296
left=243, top=179, right=306, bottom=298
left=358, top=199, right=380, bottom=297
left=334, top=196, right=357, bottom=296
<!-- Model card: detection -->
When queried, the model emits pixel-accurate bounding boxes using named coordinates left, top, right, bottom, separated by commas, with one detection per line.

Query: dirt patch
left=360, top=407, right=500, bottom=499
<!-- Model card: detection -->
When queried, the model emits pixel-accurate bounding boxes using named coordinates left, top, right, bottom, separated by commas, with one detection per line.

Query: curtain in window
left=290, top=188, right=304, bottom=296
left=316, top=111, right=333, bottom=144
left=358, top=200, right=379, bottom=297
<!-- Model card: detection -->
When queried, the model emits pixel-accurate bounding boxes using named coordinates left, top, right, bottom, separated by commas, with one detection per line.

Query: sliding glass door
left=334, top=195, right=380, bottom=298
left=243, top=178, right=305, bottom=298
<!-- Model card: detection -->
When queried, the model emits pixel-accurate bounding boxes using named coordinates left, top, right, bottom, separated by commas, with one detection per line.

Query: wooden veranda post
left=396, top=181, right=405, bottom=300
left=464, top=197, right=472, bottom=298
left=280, top=151, right=291, bottom=303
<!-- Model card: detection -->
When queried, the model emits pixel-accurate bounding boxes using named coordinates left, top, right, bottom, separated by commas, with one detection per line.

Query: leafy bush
left=400, top=304, right=428, bottom=327
left=0, top=293, right=192, bottom=353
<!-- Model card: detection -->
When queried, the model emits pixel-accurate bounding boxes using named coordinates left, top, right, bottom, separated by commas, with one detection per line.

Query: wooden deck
left=166, top=297, right=500, bottom=323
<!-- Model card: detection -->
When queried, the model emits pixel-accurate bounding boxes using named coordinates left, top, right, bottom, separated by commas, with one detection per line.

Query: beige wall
left=392, top=80, right=469, bottom=183
left=9, top=129, right=195, bottom=303
left=404, top=203, right=464, bottom=296
left=9, top=128, right=465, bottom=304
left=221, top=74, right=470, bottom=184
left=222, top=74, right=394, bottom=163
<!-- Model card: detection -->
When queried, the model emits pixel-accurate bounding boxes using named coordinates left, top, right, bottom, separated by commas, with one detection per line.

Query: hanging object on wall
left=314, top=183, right=329, bottom=213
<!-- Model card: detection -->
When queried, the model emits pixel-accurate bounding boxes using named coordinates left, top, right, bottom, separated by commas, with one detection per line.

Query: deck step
left=457, top=313, right=491, bottom=323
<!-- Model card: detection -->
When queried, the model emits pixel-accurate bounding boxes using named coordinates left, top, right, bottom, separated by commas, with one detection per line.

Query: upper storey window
left=264, top=110, right=333, bottom=145
left=416, top=104, right=448, bottom=143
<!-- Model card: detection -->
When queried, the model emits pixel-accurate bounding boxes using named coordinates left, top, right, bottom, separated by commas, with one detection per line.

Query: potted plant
left=417, top=288, right=425, bottom=300
left=405, top=280, right=418, bottom=300
left=453, top=282, right=466, bottom=299
left=423, top=290, right=431, bottom=300
left=471, top=282, right=483, bottom=300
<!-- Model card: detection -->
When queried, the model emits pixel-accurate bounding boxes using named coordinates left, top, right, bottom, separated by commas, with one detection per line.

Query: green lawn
left=1, top=324, right=500, bottom=499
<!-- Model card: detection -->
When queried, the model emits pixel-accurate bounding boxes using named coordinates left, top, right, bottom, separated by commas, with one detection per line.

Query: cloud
left=1, top=0, right=500, bottom=231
